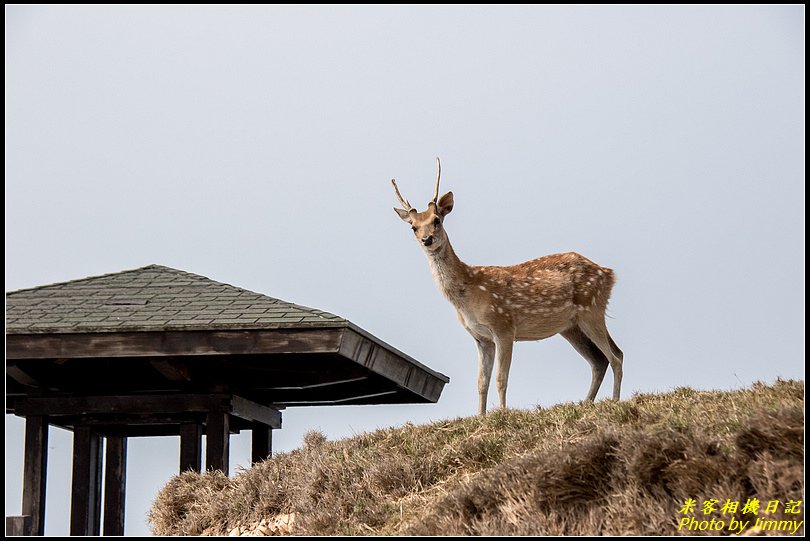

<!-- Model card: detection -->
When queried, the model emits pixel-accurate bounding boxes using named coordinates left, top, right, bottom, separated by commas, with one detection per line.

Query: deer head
left=392, top=158, right=455, bottom=251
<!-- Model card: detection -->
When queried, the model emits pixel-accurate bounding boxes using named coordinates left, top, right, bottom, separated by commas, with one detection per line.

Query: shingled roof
left=6, top=264, right=346, bottom=334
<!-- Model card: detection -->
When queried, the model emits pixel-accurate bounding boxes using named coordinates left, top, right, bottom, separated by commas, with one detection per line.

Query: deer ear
left=437, top=191, right=454, bottom=216
left=394, top=207, right=413, bottom=222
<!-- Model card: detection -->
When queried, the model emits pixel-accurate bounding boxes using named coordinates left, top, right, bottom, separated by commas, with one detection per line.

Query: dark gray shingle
left=6, top=265, right=346, bottom=334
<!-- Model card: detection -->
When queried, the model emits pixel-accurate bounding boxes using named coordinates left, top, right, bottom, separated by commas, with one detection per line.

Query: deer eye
left=433, top=217, right=441, bottom=226
left=411, top=226, right=417, bottom=232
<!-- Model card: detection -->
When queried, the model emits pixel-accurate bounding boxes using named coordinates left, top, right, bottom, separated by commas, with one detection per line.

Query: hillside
left=149, top=380, right=804, bottom=536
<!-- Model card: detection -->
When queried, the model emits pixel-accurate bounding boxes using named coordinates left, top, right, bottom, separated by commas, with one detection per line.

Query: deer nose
left=422, top=235, right=434, bottom=246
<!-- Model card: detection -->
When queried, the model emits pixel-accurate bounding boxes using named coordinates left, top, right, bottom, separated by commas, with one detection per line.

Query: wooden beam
left=22, top=416, right=48, bottom=536
left=6, top=328, right=346, bottom=359
left=16, top=394, right=280, bottom=430
left=251, top=425, right=272, bottom=464
left=93, top=434, right=103, bottom=537
left=15, top=394, right=234, bottom=417
left=179, top=423, right=202, bottom=473
left=205, top=413, right=229, bottom=474
left=282, top=389, right=400, bottom=405
left=70, top=426, right=102, bottom=536
left=45, top=412, right=210, bottom=431
left=268, top=375, right=368, bottom=390
left=102, top=436, right=127, bottom=536
left=149, top=359, right=191, bottom=382
left=230, top=396, right=281, bottom=429
left=256, top=375, right=399, bottom=404
left=7, top=364, right=41, bottom=387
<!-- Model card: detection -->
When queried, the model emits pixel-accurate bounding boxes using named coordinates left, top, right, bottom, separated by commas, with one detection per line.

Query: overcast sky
left=5, top=5, right=804, bottom=536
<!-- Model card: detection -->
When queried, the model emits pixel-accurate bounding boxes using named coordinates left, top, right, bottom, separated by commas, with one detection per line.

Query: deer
left=391, top=158, right=624, bottom=415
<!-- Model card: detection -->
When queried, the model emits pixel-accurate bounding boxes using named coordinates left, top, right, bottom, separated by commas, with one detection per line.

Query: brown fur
left=394, top=180, right=623, bottom=414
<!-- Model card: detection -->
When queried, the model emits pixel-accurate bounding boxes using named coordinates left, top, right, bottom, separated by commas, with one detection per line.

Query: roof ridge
left=6, top=264, right=173, bottom=295
left=6, top=265, right=343, bottom=327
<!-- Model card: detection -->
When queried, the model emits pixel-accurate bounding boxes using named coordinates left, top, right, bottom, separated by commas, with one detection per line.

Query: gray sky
left=5, top=5, right=804, bottom=536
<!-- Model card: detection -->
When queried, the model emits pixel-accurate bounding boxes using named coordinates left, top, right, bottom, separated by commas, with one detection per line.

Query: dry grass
left=149, top=379, right=804, bottom=536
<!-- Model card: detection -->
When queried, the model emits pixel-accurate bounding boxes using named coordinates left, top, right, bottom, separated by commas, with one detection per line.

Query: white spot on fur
left=479, top=285, right=487, bottom=291
left=492, top=293, right=499, bottom=299
left=497, top=307, right=504, bottom=314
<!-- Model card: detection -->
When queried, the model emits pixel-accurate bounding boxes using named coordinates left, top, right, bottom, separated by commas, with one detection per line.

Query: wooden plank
left=255, top=376, right=398, bottom=404
left=344, top=323, right=449, bottom=379
left=230, top=396, right=281, bottom=429
left=205, top=413, right=229, bottom=474
left=339, top=329, right=447, bottom=402
left=339, top=330, right=411, bottom=385
left=179, top=423, right=202, bottom=473
left=22, top=416, right=48, bottom=536
left=6, top=516, right=32, bottom=536
left=70, top=426, right=102, bottom=536
left=103, top=436, right=127, bottom=536
left=251, top=425, right=272, bottom=464
left=6, top=328, right=345, bottom=359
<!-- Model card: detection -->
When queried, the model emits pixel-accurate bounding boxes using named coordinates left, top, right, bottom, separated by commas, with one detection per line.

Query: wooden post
left=22, top=416, right=48, bottom=536
left=205, top=413, right=229, bottom=474
left=6, top=516, right=32, bottom=536
left=179, top=423, right=202, bottom=473
left=103, top=436, right=127, bottom=536
left=251, top=424, right=272, bottom=464
left=70, top=426, right=102, bottom=536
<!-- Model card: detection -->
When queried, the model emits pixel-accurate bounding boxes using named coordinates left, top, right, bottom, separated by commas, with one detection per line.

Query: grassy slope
left=150, top=380, right=804, bottom=536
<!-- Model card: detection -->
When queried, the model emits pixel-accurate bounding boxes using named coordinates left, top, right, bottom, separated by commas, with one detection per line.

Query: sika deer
left=392, top=159, right=624, bottom=414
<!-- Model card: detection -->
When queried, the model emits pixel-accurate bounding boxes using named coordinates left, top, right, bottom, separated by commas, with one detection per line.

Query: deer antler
left=432, top=157, right=441, bottom=204
left=391, top=179, right=413, bottom=211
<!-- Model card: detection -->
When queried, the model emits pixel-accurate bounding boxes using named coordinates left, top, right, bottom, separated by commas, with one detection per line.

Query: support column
left=103, top=436, right=127, bottom=536
left=205, top=413, right=230, bottom=474
left=180, top=423, right=203, bottom=473
left=251, top=424, right=273, bottom=464
left=22, top=416, right=49, bottom=536
left=70, top=426, right=102, bottom=536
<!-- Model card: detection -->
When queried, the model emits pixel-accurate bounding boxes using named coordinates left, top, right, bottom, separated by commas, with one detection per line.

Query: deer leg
left=475, top=338, right=495, bottom=415
left=578, top=318, right=623, bottom=400
left=561, top=327, right=609, bottom=402
left=494, top=335, right=514, bottom=410
left=608, top=332, right=624, bottom=362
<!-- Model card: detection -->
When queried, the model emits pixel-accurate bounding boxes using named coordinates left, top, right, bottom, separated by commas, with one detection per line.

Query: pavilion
left=5, top=265, right=448, bottom=536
